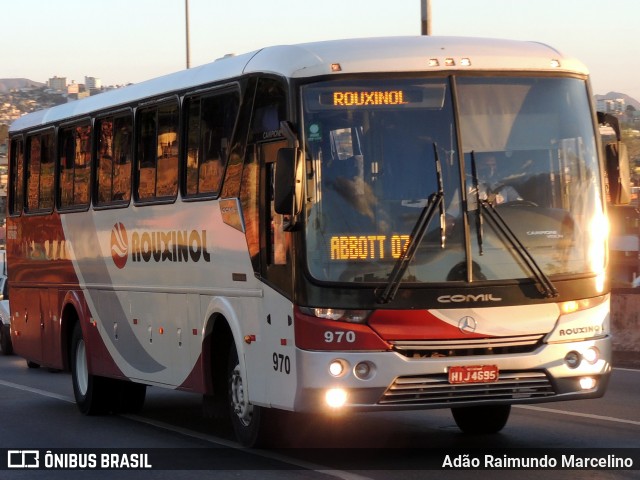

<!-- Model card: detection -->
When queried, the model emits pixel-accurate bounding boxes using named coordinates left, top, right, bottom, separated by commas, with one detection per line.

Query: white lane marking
left=0, top=378, right=372, bottom=480
left=4, top=368, right=640, bottom=474
left=613, top=367, right=640, bottom=373
left=515, top=405, right=640, bottom=427
left=0, top=379, right=74, bottom=403
left=122, top=414, right=374, bottom=480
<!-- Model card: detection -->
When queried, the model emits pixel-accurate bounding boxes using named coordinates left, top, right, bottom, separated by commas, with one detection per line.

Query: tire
left=451, top=405, right=511, bottom=434
left=70, top=323, right=112, bottom=415
left=115, top=381, right=147, bottom=414
left=0, top=327, right=12, bottom=355
left=227, top=341, right=273, bottom=447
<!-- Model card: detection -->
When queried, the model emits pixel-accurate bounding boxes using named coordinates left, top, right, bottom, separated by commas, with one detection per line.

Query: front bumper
left=293, top=336, right=611, bottom=412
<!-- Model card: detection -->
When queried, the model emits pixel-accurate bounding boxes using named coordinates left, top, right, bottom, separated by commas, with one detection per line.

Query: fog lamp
left=579, top=377, right=597, bottom=390
left=325, top=388, right=348, bottom=408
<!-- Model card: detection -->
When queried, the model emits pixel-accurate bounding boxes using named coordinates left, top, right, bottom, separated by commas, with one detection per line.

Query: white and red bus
left=7, top=37, right=623, bottom=446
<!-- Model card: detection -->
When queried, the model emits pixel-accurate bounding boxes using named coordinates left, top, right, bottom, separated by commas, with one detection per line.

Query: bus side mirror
left=605, top=141, right=631, bottom=205
left=599, top=111, right=631, bottom=205
left=274, top=147, right=303, bottom=216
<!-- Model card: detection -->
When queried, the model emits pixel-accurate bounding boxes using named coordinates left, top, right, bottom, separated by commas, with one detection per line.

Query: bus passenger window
left=96, top=115, right=133, bottom=205
left=185, top=99, right=201, bottom=195
left=184, top=90, right=239, bottom=197
left=112, top=116, right=132, bottom=202
left=26, top=131, right=54, bottom=212
left=9, top=138, right=24, bottom=215
left=39, top=133, right=55, bottom=211
left=97, top=118, right=114, bottom=204
left=58, top=124, right=91, bottom=209
left=137, top=109, right=157, bottom=199
left=136, top=101, right=178, bottom=201
left=156, top=103, right=179, bottom=197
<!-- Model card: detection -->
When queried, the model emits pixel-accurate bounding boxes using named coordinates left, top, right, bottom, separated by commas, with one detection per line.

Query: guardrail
left=611, top=290, right=640, bottom=353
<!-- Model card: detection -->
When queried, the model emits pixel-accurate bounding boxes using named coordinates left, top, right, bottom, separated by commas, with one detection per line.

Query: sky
left=1, top=0, right=639, bottom=100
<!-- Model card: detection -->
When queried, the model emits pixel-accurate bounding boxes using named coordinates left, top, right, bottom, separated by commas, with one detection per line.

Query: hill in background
left=0, top=78, right=46, bottom=92
left=596, top=91, right=640, bottom=110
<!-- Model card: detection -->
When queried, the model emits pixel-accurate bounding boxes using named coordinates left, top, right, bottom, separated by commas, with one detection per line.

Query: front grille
left=390, top=334, right=545, bottom=358
left=379, top=370, right=555, bottom=406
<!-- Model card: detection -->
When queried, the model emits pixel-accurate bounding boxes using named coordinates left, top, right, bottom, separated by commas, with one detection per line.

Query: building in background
left=84, top=76, right=101, bottom=91
left=597, top=97, right=626, bottom=115
left=48, top=76, right=67, bottom=92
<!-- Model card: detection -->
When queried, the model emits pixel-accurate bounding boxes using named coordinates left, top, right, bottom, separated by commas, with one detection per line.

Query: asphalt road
left=0, top=353, right=639, bottom=480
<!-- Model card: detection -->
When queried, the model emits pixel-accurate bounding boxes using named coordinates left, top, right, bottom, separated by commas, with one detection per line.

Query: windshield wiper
left=470, top=151, right=485, bottom=255
left=435, top=144, right=447, bottom=249
left=479, top=201, right=559, bottom=298
left=469, top=151, right=556, bottom=298
left=376, top=144, right=445, bottom=304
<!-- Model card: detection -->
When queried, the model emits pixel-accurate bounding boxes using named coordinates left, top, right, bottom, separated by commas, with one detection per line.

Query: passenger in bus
left=321, top=153, right=378, bottom=227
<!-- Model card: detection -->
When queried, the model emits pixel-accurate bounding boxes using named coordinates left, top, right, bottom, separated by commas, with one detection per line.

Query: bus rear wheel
left=115, top=381, right=147, bottom=414
left=451, top=405, right=511, bottom=434
left=0, top=327, right=13, bottom=355
left=71, top=323, right=111, bottom=415
left=227, top=342, right=273, bottom=447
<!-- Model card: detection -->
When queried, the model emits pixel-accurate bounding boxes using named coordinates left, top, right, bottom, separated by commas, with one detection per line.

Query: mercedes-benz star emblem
left=458, top=316, right=477, bottom=334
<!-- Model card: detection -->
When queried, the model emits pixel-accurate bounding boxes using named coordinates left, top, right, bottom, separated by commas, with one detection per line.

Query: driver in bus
left=447, top=153, right=523, bottom=217
left=475, top=154, right=522, bottom=205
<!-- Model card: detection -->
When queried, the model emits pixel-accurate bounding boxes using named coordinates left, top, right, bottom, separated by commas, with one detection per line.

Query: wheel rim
left=75, top=339, right=89, bottom=396
left=230, top=363, right=253, bottom=426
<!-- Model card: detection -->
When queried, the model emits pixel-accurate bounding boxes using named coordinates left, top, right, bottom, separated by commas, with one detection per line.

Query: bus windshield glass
left=301, top=76, right=605, bottom=285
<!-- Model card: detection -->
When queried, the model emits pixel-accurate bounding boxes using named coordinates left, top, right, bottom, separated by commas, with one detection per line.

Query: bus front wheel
left=451, top=405, right=511, bottom=434
left=227, top=342, right=273, bottom=447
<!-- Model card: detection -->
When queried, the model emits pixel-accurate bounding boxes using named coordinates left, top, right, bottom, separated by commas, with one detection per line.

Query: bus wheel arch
left=60, top=291, right=89, bottom=372
left=61, top=303, right=80, bottom=372
left=203, top=313, right=234, bottom=403
left=202, top=311, right=274, bottom=446
left=201, top=296, right=245, bottom=403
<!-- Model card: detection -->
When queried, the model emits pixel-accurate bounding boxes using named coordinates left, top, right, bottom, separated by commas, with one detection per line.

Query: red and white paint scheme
left=7, top=37, right=618, bottom=446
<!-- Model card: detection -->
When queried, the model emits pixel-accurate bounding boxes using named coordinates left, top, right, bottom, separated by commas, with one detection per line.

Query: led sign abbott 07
left=332, top=90, right=409, bottom=107
left=330, top=234, right=411, bottom=260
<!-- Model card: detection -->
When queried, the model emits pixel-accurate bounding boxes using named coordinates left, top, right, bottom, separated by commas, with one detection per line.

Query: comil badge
left=111, top=222, right=129, bottom=269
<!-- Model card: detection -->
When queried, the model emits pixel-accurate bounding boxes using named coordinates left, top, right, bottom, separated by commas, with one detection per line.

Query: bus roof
left=10, top=36, right=588, bottom=133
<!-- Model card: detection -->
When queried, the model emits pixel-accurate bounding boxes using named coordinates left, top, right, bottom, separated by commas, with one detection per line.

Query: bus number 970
left=273, top=353, right=291, bottom=374
left=324, top=331, right=356, bottom=343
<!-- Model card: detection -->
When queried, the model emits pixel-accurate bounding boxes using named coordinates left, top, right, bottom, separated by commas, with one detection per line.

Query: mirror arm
left=280, top=121, right=299, bottom=149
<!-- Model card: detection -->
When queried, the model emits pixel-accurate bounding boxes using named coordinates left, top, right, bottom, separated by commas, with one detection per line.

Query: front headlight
left=547, top=295, right=609, bottom=343
left=300, top=307, right=371, bottom=324
left=558, top=295, right=608, bottom=315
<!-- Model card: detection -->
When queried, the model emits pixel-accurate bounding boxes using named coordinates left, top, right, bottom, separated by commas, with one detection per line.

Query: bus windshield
left=302, top=76, right=605, bottom=285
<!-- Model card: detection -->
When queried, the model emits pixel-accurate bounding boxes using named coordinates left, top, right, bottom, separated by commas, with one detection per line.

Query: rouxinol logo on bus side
left=110, top=222, right=211, bottom=269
